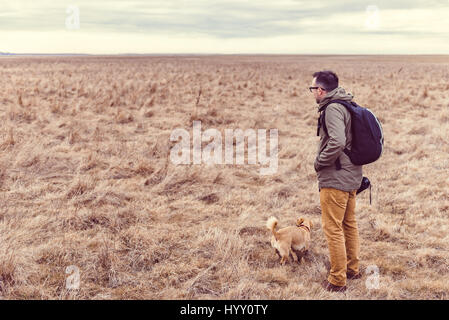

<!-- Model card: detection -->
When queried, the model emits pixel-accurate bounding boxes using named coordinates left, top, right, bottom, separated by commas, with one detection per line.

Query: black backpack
left=317, top=99, right=384, bottom=167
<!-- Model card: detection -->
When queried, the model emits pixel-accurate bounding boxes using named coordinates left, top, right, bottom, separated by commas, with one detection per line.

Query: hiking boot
left=321, top=280, right=347, bottom=293
left=346, top=271, right=362, bottom=280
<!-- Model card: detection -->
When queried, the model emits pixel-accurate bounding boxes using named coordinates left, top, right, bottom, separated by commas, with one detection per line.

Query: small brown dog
left=266, top=216, right=313, bottom=265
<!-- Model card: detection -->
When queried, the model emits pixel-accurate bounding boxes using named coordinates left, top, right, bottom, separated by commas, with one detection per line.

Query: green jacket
left=314, top=87, right=363, bottom=192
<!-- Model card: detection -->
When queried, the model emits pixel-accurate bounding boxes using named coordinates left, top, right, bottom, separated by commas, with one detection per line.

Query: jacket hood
left=318, top=87, right=353, bottom=111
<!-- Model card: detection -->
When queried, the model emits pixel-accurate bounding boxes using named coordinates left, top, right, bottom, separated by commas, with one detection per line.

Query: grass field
left=0, top=55, right=448, bottom=299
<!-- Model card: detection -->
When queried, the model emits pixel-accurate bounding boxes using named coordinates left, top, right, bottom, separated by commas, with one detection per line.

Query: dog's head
left=296, top=217, right=313, bottom=230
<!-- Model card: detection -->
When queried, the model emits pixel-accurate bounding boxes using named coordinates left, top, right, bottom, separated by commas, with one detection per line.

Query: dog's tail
left=266, top=216, right=279, bottom=240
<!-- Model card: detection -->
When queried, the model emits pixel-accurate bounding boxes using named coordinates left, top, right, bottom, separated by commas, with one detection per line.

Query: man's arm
left=314, top=104, right=347, bottom=171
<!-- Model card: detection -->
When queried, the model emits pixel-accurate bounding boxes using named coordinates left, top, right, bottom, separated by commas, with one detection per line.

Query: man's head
left=310, top=70, right=339, bottom=103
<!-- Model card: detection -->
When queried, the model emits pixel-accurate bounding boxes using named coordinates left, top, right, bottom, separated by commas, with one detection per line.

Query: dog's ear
left=297, top=218, right=304, bottom=226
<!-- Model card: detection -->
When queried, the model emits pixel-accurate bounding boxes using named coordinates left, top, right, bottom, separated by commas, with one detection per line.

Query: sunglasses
left=309, top=86, right=324, bottom=92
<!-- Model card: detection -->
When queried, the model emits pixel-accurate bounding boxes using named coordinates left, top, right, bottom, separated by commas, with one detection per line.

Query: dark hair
left=312, top=70, right=338, bottom=91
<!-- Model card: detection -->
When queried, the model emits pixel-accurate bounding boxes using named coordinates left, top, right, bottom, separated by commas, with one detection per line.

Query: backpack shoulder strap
left=324, top=99, right=355, bottom=112
left=318, top=100, right=351, bottom=136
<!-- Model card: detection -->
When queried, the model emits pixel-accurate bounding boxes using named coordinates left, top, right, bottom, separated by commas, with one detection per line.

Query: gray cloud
left=0, top=0, right=448, bottom=38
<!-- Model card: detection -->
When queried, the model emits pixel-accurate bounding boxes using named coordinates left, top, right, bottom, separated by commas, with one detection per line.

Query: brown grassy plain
left=0, top=55, right=448, bottom=299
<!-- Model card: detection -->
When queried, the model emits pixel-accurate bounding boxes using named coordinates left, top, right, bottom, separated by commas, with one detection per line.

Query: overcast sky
left=1, top=0, right=449, bottom=54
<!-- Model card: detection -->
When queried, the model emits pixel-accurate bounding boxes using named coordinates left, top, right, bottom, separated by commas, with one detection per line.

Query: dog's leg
left=290, top=249, right=298, bottom=263
left=301, top=249, right=309, bottom=263
left=275, top=249, right=281, bottom=258
left=279, top=245, right=289, bottom=265
left=280, top=255, right=287, bottom=265
left=291, top=248, right=303, bottom=264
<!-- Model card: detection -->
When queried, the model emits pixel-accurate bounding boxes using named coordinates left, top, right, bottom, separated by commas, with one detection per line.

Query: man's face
left=311, top=77, right=326, bottom=104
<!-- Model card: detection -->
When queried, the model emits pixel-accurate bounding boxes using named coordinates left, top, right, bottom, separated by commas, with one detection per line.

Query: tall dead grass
left=0, top=55, right=448, bottom=299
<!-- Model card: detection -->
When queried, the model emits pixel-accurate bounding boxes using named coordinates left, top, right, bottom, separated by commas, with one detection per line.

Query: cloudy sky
left=1, top=0, right=449, bottom=54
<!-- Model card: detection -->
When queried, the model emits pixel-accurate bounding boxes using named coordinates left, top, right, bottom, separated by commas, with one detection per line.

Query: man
left=310, top=71, right=363, bottom=293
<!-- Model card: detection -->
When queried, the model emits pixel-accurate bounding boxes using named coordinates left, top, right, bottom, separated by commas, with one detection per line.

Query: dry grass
left=0, top=55, right=448, bottom=300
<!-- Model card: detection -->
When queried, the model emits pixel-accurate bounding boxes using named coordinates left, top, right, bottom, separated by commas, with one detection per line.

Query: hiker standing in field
left=311, top=71, right=363, bottom=292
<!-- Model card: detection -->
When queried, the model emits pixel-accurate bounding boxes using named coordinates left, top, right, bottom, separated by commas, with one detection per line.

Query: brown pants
left=320, top=187, right=360, bottom=286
